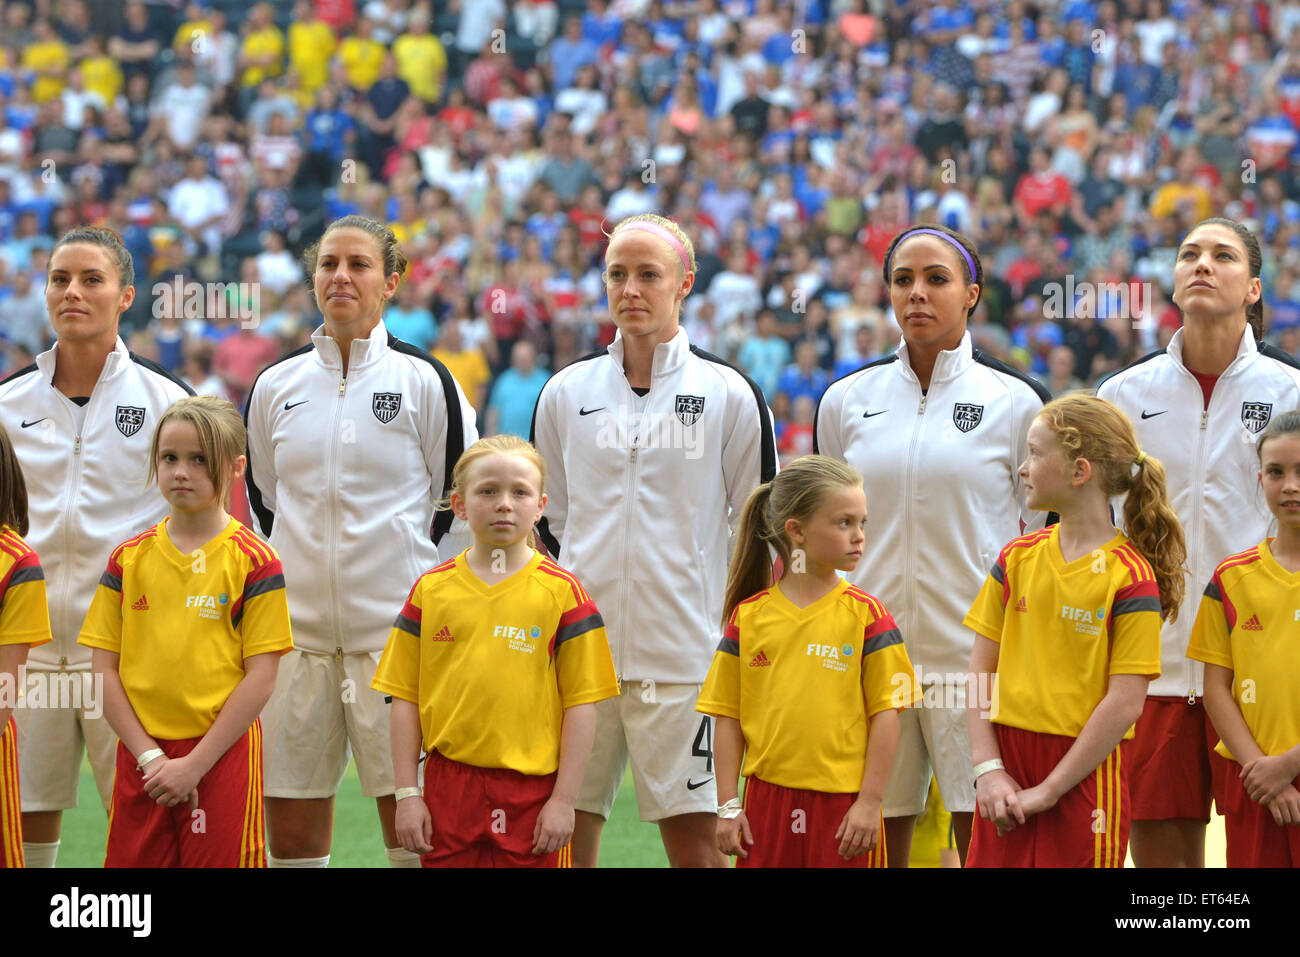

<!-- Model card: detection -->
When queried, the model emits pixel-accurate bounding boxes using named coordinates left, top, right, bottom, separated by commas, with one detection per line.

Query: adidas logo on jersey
left=1015, top=596, right=1027, bottom=612
left=432, top=626, right=455, bottom=642
left=749, top=650, right=771, bottom=667
left=131, top=594, right=149, bottom=611
left=1241, top=614, right=1263, bottom=632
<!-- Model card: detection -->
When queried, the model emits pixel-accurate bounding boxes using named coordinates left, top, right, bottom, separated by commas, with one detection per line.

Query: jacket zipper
left=1186, top=395, right=1213, bottom=703
left=328, top=373, right=347, bottom=657
left=903, top=387, right=927, bottom=649
left=616, top=393, right=649, bottom=683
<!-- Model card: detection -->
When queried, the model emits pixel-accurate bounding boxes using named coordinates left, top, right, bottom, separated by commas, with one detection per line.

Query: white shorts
left=14, top=671, right=117, bottom=812
left=261, top=649, right=395, bottom=799
left=577, top=681, right=717, bottom=822
left=882, top=694, right=976, bottom=817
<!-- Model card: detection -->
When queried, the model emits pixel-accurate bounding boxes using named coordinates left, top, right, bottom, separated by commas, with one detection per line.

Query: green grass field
left=55, top=759, right=670, bottom=867
left=52, top=759, right=1225, bottom=867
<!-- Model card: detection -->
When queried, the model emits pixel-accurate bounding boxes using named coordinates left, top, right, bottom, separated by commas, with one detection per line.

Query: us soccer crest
left=115, top=406, right=145, bottom=437
left=952, top=403, right=984, bottom=433
left=372, top=392, right=402, bottom=424
left=1241, top=401, right=1272, bottom=434
left=675, top=394, right=705, bottom=427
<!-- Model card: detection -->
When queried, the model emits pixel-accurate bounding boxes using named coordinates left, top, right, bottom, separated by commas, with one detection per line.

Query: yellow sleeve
left=371, top=581, right=423, bottom=704
left=696, top=609, right=742, bottom=719
left=553, top=587, right=618, bottom=709
left=77, top=552, right=126, bottom=655
left=861, top=604, right=914, bottom=718
left=1108, top=574, right=1162, bottom=677
left=238, top=556, right=294, bottom=658
left=963, top=557, right=1009, bottom=643
left=0, top=553, right=51, bottom=648
left=1186, top=570, right=1233, bottom=670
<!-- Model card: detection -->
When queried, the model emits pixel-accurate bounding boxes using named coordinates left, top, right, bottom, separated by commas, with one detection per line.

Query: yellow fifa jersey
left=240, top=26, right=285, bottom=87
left=697, top=580, right=916, bottom=793
left=1188, top=539, right=1300, bottom=760
left=371, top=551, right=619, bottom=775
left=288, top=21, right=336, bottom=93
left=337, top=37, right=385, bottom=92
left=392, top=33, right=447, bottom=102
left=964, top=526, right=1161, bottom=739
left=0, top=527, right=52, bottom=650
left=79, top=55, right=124, bottom=106
left=79, top=519, right=293, bottom=740
left=21, top=41, right=70, bottom=103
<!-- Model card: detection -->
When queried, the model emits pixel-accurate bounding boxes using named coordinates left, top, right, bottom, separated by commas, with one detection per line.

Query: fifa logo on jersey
left=186, top=592, right=229, bottom=621
left=1060, top=604, right=1105, bottom=637
left=806, top=643, right=849, bottom=673
left=495, top=624, right=542, bottom=654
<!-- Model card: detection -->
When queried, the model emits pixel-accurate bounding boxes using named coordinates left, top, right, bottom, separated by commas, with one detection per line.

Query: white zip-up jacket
left=1097, top=327, right=1300, bottom=698
left=245, top=322, right=477, bottom=656
left=0, top=338, right=193, bottom=671
left=815, top=332, right=1050, bottom=681
left=531, top=328, right=777, bottom=684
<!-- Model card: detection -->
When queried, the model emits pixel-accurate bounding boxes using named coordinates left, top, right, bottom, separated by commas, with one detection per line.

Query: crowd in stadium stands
left=3, top=0, right=1300, bottom=462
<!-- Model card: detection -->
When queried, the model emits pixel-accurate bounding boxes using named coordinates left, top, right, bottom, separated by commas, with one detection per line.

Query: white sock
left=23, top=840, right=59, bottom=868
left=267, top=854, right=330, bottom=868
left=385, top=846, right=421, bottom=868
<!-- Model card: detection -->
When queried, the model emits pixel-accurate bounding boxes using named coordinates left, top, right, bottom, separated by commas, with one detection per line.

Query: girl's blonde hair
left=440, top=435, right=547, bottom=550
left=148, top=396, right=247, bottom=511
left=606, top=213, right=697, bottom=279
left=1037, top=395, right=1186, bottom=621
left=722, top=454, right=863, bottom=626
left=0, top=423, right=30, bottom=537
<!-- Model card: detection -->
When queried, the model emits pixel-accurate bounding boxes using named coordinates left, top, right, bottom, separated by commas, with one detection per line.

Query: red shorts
left=105, top=720, right=266, bottom=868
left=1221, top=762, right=1300, bottom=867
left=968, top=724, right=1130, bottom=868
left=735, top=776, right=886, bottom=868
left=419, top=749, right=569, bottom=868
left=1129, top=696, right=1229, bottom=820
left=1, top=717, right=23, bottom=868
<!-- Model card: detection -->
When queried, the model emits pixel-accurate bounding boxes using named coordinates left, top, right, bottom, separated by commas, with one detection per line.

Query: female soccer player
left=0, top=423, right=53, bottom=868
left=0, top=227, right=192, bottom=867
left=374, top=435, right=619, bottom=867
left=245, top=215, right=477, bottom=867
left=1098, top=218, right=1300, bottom=866
left=531, top=213, right=776, bottom=867
left=815, top=223, right=1050, bottom=865
left=698, top=455, right=915, bottom=867
left=1189, top=411, right=1300, bottom=866
left=965, top=395, right=1185, bottom=867
left=81, top=396, right=292, bottom=867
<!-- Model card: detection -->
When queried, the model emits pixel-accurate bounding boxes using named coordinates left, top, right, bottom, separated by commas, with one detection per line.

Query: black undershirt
left=632, top=387, right=649, bottom=397
left=70, top=396, right=89, bottom=407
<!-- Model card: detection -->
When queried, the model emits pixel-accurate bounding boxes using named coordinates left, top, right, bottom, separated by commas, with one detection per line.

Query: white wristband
left=394, top=787, right=423, bottom=802
left=717, top=797, right=743, bottom=820
left=136, top=748, right=165, bottom=771
left=972, top=759, right=1004, bottom=784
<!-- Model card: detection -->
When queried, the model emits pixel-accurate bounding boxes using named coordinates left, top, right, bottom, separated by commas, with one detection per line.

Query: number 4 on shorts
left=692, top=715, right=714, bottom=773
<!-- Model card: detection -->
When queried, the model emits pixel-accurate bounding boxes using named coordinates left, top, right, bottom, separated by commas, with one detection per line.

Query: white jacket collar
left=36, top=335, right=129, bottom=385
left=311, top=319, right=390, bottom=371
left=895, top=330, right=974, bottom=385
left=1165, top=325, right=1257, bottom=377
left=607, top=326, right=691, bottom=378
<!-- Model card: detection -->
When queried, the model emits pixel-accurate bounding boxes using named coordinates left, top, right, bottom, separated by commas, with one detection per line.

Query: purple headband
left=617, top=221, right=693, bottom=275
left=886, top=228, right=977, bottom=282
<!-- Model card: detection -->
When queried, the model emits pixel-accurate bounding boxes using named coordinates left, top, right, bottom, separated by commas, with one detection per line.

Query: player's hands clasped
left=1265, top=785, right=1300, bottom=826
left=395, top=794, right=434, bottom=854
left=532, top=796, right=574, bottom=855
left=1241, top=754, right=1300, bottom=804
left=717, top=810, right=753, bottom=858
left=1011, top=783, right=1058, bottom=821
left=835, top=796, right=880, bottom=860
left=976, top=768, right=1025, bottom=834
left=142, top=755, right=202, bottom=808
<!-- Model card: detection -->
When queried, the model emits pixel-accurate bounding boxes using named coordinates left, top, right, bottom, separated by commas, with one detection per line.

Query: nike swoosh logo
left=1140, top=410, right=1166, bottom=419
left=284, top=400, right=310, bottom=411
left=579, top=406, right=606, bottom=416
left=686, top=778, right=713, bottom=790
left=20, top=418, right=47, bottom=428
left=862, top=410, right=888, bottom=419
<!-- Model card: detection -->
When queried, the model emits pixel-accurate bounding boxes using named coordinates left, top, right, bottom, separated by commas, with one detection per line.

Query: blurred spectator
left=737, top=310, right=791, bottom=401
left=385, top=281, right=438, bottom=351
left=776, top=340, right=829, bottom=407
left=432, top=317, right=491, bottom=412
left=485, top=339, right=550, bottom=438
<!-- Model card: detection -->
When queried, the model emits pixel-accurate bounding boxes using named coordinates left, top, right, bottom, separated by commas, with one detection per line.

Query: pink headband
left=617, top=221, right=693, bottom=275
